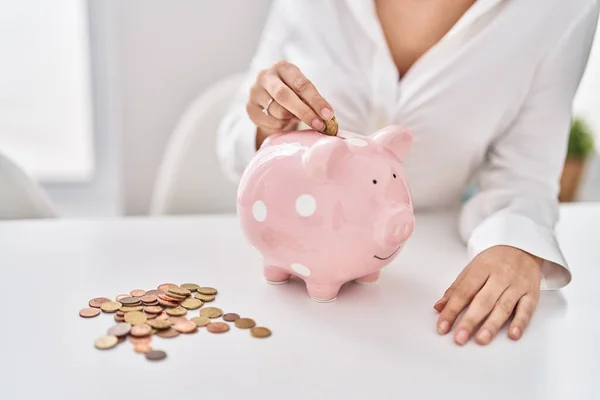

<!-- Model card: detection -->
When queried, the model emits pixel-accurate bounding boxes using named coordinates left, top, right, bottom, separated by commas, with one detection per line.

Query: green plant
left=567, top=117, right=595, bottom=159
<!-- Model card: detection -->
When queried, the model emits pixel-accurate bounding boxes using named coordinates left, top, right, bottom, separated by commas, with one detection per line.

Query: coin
left=207, top=322, right=229, bottom=334
left=100, top=301, right=121, bottom=313
left=234, top=318, right=256, bottom=329
left=145, top=350, right=167, bottom=361
left=117, top=336, right=126, bottom=344
left=134, top=343, right=152, bottom=354
left=190, top=316, right=211, bottom=327
left=156, top=312, right=170, bottom=321
left=88, top=297, right=110, bottom=308
left=144, top=312, right=157, bottom=320
left=156, top=327, right=179, bottom=339
left=158, top=283, right=178, bottom=292
left=107, top=323, right=131, bottom=337
left=119, top=297, right=141, bottom=306
left=94, top=335, right=118, bottom=350
left=250, top=327, right=272, bottom=338
left=131, top=324, right=152, bottom=337
left=115, top=294, right=130, bottom=302
left=120, top=305, right=143, bottom=313
left=79, top=307, right=101, bottom=318
left=124, top=311, right=147, bottom=325
left=222, top=313, right=240, bottom=322
left=128, top=336, right=151, bottom=345
left=180, top=283, right=200, bottom=292
left=173, top=320, right=197, bottom=333
left=116, top=311, right=125, bottom=317
left=114, top=314, right=125, bottom=322
left=130, top=289, right=146, bottom=297
left=199, top=307, right=222, bottom=319
left=164, top=293, right=186, bottom=302
left=157, top=297, right=179, bottom=308
left=181, top=298, right=203, bottom=310
left=195, top=293, right=215, bottom=302
left=168, top=316, right=188, bottom=325
left=323, top=116, right=338, bottom=136
left=139, top=295, right=158, bottom=304
left=168, top=287, right=191, bottom=297
left=166, top=307, right=187, bottom=316
left=144, top=306, right=163, bottom=314
left=147, top=319, right=171, bottom=330
left=145, top=290, right=164, bottom=297
left=197, top=287, right=217, bottom=295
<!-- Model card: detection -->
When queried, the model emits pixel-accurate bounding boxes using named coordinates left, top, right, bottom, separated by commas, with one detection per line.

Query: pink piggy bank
left=237, top=125, right=415, bottom=302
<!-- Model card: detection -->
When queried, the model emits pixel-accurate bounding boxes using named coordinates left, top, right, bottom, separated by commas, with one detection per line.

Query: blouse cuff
left=467, top=212, right=571, bottom=290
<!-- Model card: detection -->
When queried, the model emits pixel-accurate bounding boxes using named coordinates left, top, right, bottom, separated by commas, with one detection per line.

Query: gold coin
left=124, top=311, right=147, bottom=325
left=100, top=301, right=121, bottom=313
left=180, top=283, right=200, bottom=292
left=190, top=316, right=211, bottom=327
left=234, top=318, right=256, bottom=329
left=166, top=307, right=187, bottom=316
left=147, top=319, right=171, bottom=330
left=195, top=293, right=215, bottom=302
left=120, top=305, right=143, bottom=313
left=197, top=287, right=217, bottom=295
left=168, top=287, right=191, bottom=297
left=119, top=297, right=142, bottom=306
left=94, top=335, right=119, bottom=350
left=323, top=116, right=338, bottom=136
left=199, top=307, right=223, bottom=319
left=250, top=327, right=272, bottom=338
left=181, top=298, right=203, bottom=310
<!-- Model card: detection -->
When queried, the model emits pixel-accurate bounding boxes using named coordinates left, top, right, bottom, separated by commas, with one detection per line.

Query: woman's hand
left=246, top=60, right=335, bottom=149
left=434, top=245, right=542, bottom=345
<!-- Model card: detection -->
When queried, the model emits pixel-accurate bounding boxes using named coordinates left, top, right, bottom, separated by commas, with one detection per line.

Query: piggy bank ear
left=302, top=136, right=348, bottom=182
left=372, top=125, right=413, bottom=162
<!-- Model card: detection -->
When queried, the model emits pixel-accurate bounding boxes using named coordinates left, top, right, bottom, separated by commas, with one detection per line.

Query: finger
left=250, top=85, right=294, bottom=120
left=261, top=70, right=325, bottom=131
left=475, top=287, right=522, bottom=345
left=437, top=271, right=488, bottom=335
left=434, top=265, right=472, bottom=312
left=246, top=103, right=295, bottom=131
left=508, top=293, right=538, bottom=340
left=277, top=62, right=334, bottom=120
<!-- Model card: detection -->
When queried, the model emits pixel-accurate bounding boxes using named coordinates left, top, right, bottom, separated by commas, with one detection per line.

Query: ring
left=262, top=98, right=274, bottom=116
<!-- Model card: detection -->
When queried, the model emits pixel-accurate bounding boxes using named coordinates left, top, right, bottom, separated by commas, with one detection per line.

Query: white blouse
left=217, top=0, right=600, bottom=289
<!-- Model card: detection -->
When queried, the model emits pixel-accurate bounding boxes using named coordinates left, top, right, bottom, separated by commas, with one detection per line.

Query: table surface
left=1, top=204, right=599, bottom=400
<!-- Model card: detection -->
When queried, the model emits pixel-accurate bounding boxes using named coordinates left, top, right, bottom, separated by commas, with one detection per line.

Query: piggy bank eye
left=372, top=179, right=377, bottom=184
left=393, top=173, right=397, bottom=179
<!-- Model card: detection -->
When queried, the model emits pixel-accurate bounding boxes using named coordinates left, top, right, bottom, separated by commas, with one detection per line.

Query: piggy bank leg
left=264, top=265, right=291, bottom=285
left=354, top=271, right=381, bottom=285
left=307, top=283, right=341, bottom=303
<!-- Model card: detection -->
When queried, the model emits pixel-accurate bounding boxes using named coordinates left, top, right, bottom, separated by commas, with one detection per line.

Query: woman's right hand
left=246, top=60, right=335, bottom=149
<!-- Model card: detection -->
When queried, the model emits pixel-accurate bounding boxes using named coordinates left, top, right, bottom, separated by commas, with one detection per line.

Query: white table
left=1, top=205, right=599, bottom=400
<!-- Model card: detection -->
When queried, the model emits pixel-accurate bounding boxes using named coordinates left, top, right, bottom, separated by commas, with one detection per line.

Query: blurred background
left=1, top=0, right=599, bottom=218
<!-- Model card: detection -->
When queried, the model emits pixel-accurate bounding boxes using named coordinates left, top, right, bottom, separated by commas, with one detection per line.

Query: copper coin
left=88, top=297, right=110, bottom=308
left=115, top=294, right=130, bottom=302
left=156, top=327, right=180, bottom=338
left=157, top=283, right=178, bottom=292
left=199, top=307, right=223, bottom=319
left=140, top=295, right=158, bottom=303
left=144, top=302, right=159, bottom=307
left=168, top=287, right=191, bottom=297
left=117, top=336, right=126, bottom=344
left=119, top=297, right=141, bottom=306
left=145, top=313, right=157, bottom=320
left=181, top=298, right=203, bottom=310
left=134, top=343, right=153, bottom=354
left=145, top=290, right=164, bottom=297
left=147, top=319, right=171, bottom=330
left=195, top=293, right=215, bottom=302
left=163, top=293, right=185, bottom=302
left=174, top=320, right=197, bottom=333
left=168, top=316, right=188, bottom=325
left=157, top=297, right=179, bottom=308
left=131, top=324, right=152, bottom=337
left=114, top=314, right=125, bottom=322
left=128, top=336, right=151, bottom=345
left=79, top=307, right=101, bottom=318
left=116, top=311, right=125, bottom=317
left=107, top=322, right=131, bottom=337
left=223, top=313, right=240, bottom=322
left=207, top=322, right=229, bottom=333
left=180, top=283, right=200, bottom=292
left=156, top=312, right=170, bottom=321
left=100, top=301, right=121, bottom=313
left=130, top=289, right=146, bottom=297
left=197, top=287, right=218, bottom=295
left=145, top=350, right=167, bottom=361
left=250, top=327, right=272, bottom=338
left=190, top=316, right=211, bottom=327
left=120, top=305, right=143, bottom=313
left=234, top=318, right=256, bottom=329
left=144, top=306, right=163, bottom=314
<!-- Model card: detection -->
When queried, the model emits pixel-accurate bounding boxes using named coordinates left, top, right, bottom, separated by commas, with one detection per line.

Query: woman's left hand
left=434, top=245, right=542, bottom=345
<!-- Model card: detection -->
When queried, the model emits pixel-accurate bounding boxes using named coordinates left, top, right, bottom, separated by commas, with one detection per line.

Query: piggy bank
left=237, top=125, right=415, bottom=302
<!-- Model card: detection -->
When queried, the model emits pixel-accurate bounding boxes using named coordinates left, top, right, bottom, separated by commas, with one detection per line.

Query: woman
left=217, top=0, right=599, bottom=345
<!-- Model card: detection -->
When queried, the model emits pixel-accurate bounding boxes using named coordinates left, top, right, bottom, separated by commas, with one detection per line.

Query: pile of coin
left=80, top=282, right=272, bottom=361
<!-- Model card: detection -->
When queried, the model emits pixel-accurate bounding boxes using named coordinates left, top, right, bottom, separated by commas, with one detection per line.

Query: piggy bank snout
left=380, top=207, right=414, bottom=247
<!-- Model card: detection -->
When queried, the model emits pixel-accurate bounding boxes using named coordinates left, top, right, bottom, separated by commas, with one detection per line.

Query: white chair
left=150, top=73, right=244, bottom=215
left=0, top=152, right=57, bottom=219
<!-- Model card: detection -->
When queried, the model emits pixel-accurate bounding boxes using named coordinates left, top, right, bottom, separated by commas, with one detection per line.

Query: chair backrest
left=150, top=73, right=244, bottom=215
left=0, top=152, right=57, bottom=219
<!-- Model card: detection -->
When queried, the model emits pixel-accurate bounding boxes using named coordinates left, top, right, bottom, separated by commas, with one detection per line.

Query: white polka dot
left=291, top=263, right=311, bottom=277
left=252, top=201, right=267, bottom=222
left=346, top=137, right=368, bottom=147
left=295, top=194, right=317, bottom=217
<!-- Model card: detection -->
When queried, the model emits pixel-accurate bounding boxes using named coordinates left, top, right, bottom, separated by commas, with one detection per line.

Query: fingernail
left=438, top=320, right=450, bottom=334
left=455, top=329, right=469, bottom=345
left=312, top=119, right=325, bottom=131
left=477, top=329, right=491, bottom=343
left=511, top=327, right=521, bottom=338
left=321, top=108, right=333, bottom=120
left=434, top=297, right=447, bottom=306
